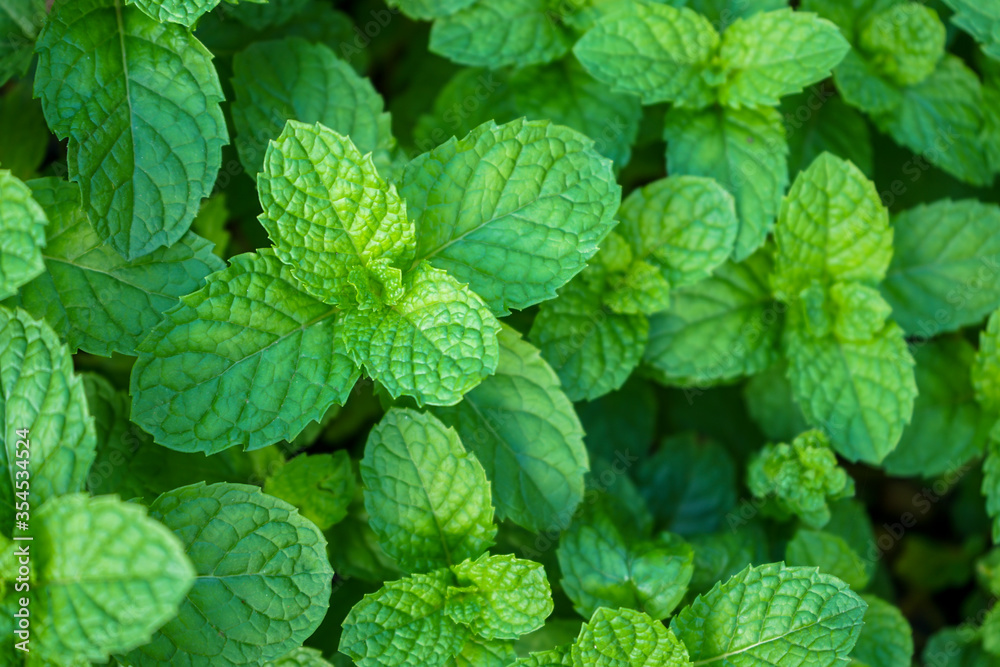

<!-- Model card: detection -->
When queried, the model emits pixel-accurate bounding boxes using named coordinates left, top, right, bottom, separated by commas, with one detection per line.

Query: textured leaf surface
left=512, top=647, right=573, bottom=666
left=718, top=9, right=849, bottom=108
left=0, top=0, right=44, bottom=85
left=785, top=529, right=870, bottom=590
left=447, top=637, right=517, bottom=667
left=35, top=0, right=227, bottom=260
left=671, top=563, right=867, bottom=666
left=0, top=306, right=95, bottom=535
left=573, top=607, right=692, bottom=667
left=882, top=200, right=1000, bottom=337
left=258, top=120, right=412, bottom=308
left=126, top=483, right=333, bottom=666
left=574, top=2, right=719, bottom=107
left=339, top=262, right=500, bottom=406
left=784, top=323, right=916, bottom=464
left=340, top=569, right=471, bottom=667
left=263, top=646, right=336, bottom=667
left=446, top=554, right=553, bottom=640
left=401, top=118, right=620, bottom=315
left=361, top=408, right=495, bottom=572
left=431, top=326, right=587, bottom=533
left=857, top=4, right=944, bottom=87
left=0, top=170, right=45, bottom=299
left=429, top=0, right=572, bottom=68
left=232, top=38, right=395, bottom=180
left=664, top=105, right=788, bottom=261
left=33, top=494, right=194, bottom=664
left=851, top=595, right=914, bottom=667
left=264, top=451, right=356, bottom=531
left=227, top=0, right=309, bottom=30
left=130, top=251, right=359, bottom=454
left=126, top=0, right=232, bottom=26
left=644, top=250, right=781, bottom=387
left=11, top=177, right=223, bottom=357
left=387, top=0, right=475, bottom=20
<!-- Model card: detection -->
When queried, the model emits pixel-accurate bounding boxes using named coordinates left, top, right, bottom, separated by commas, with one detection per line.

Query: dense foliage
left=4, top=0, right=1000, bottom=665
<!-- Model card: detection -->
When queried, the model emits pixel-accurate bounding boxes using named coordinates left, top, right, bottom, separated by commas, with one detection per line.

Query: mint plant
left=6, top=0, right=1000, bottom=665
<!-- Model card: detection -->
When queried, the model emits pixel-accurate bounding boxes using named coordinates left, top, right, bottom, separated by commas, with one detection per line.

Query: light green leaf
left=644, top=249, right=781, bottom=387
left=339, top=262, right=500, bottom=406
left=429, top=0, right=572, bottom=68
left=126, top=482, right=333, bottom=667
left=361, top=408, right=496, bottom=572
left=881, top=200, right=1000, bottom=337
left=602, top=256, right=673, bottom=316
left=258, top=120, right=412, bottom=308
left=446, top=554, right=553, bottom=640
left=783, top=91, right=874, bottom=177
left=265, top=451, right=356, bottom=531
left=0, top=306, right=95, bottom=536
left=232, top=38, right=395, bottom=181
left=942, top=0, right=1000, bottom=61
left=785, top=529, right=870, bottom=590
left=975, top=310, right=1000, bottom=415
left=718, top=9, right=849, bottom=108
left=882, top=338, right=992, bottom=478
left=512, top=646, right=573, bottom=666
left=446, top=637, right=517, bottom=667
left=0, top=0, right=44, bottom=86
left=573, top=1, right=719, bottom=108
left=130, top=251, right=360, bottom=454
left=573, top=607, right=692, bottom=667
left=799, top=0, right=896, bottom=42
left=0, top=170, right=46, bottom=299
left=833, top=48, right=903, bottom=117
left=671, top=563, right=868, bottom=666
left=664, top=105, right=788, bottom=261
left=126, top=0, right=247, bottom=26
left=10, top=177, right=223, bottom=357
left=618, top=175, right=738, bottom=287
left=35, top=0, right=227, bottom=260
left=784, top=322, right=916, bottom=465
left=857, top=4, right=945, bottom=87
left=430, top=325, right=588, bottom=534
left=401, top=118, right=620, bottom=315
left=772, top=153, right=891, bottom=299
left=387, top=0, right=475, bottom=20
left=851, top=595, right=914, bottom=667
left=32, top=494, right=194, bottom=664
left=340, top=569, right=471, bottom=667
left=531, top=270, right=648, bottom=401
left=264, top=646, right=336, bottom=667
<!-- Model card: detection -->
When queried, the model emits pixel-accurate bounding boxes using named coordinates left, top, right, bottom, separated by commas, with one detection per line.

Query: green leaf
left=264, top=451, right=356, bottom=531
left=573, top=1, right=719, bottom=108
left=0, top=80, right=50, bottom=180
left=530, top=270, right=648, bottom=401
left=881, top=200, right=1000, bottom=337
left=664, top=105, right=789, bottom=261
left=772, top=153, right=891, bottom=300
left=744, top=362, right=809, bottom=441
left=430, top=325, right=588, bottom=534
left=833, top=48, right=904, bottom=117
left=82, top=372, right=152, bottom=499
left=192, top=192, right=230, bottom=258
left=785, top=529, right=870, bottom=590
left=573, top=607, right=692, bottom=667
left=339, top=262, right=500, bottom=406
left=784, top=323, right=916, bottom=465
left=258, top=120, right=412, bottom=308
left=447, top=637, right=517, bottom=667
left=881, top=338, right=992, bottom=478
left=0, top=306, right=95, bottom=536
left=856, top=4, right=945, bottom=87
left=0, top=169, right=46, bottom=299
left=0, top=0, right=44, bottom=86
left=984, top=432, right=1000, bottom=543
left=130, top=250, right=360, bottom=454
left=126, top=0, right=240, bottom=27
left=618, top=175, right=738, bottom=287
left=975, top=310, right=1000, bottom=415
left=671, top=563, right=868, bottom=666
left=35, top=0, right=227, bottom=260
left=387, top=0, right=475, bottom=20
left=232, top=38, right=396, bottom=181
left=32, top=494, right=194, bottom=664
left=923, top=628, right=1000, bottom=667
left=667, top=0, right=789, bottom=25
left=942, top=0, right=1000, bottom=61
left=718, top=9, right=849, bottom=108
left=361, top=408, right=496, bottom=572
left=687, top=524, right=770, bottom=595
left=512, top=646, right=574, bottom=666
left=401, top=118, right=620, bottom=315
left=851, top=595, right=914, bottom=667
left=340, top=569, right=471, bottom=667
left=445, top=554, right=553, bottom=640
left=578, top=377, right=656, bottom=465
left=799, top=0, right=896, bottom=42
left=644, top=249, right=781, bottom=387
left=783, top=92, right=874, bottom=177
left=429, top=0, right=572, bottom=68
left=126, top=482, right=333, bottom=666
left=9, top=177, right=223, bottom=357
left=227, top=0, right=310, bottom=30
left=264, top=646, right=337, bottom=667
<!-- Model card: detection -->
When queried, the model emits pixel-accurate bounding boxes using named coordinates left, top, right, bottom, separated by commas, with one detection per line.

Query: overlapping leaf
left=0, top=169, right=46, bottom=299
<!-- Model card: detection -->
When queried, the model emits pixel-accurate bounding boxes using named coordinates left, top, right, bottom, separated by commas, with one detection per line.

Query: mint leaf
left=942, top=0, right=1000, bottom=61
left=264, top=646, right=337, bottom=667
left=687, top=525, right=770, bottom=595
left=126, top=0, right=251, bottom=26
left=0, top=169, right=46, bottom=299
left=664, top=105, right=789, bottom=261
left=264, top=451, right=356, bottom=531
left=447, top=637, right=517, bottom=667
left=227, top=0, right=310, bottom=30
left=232, top=38, right=395, bottom=181
left=361, top=408, right=496, bottom=572
left=32, top=494, right=194, bottom=663
left=744, top=362, right=810, bottom=442
left=857, top=4, right=945, bottom=87
left=985, top=432, right=1000, bottom=546
left=388, top=0, right=475, bottom=20
left=785, top=529, right=870, bottom=590
left=431, top=325, right=588, bottom=533
left=851, top=595, right=914, bottom=667
left=0, top=0, right=43, bottom=86
left=35, top=0, right=227, bottom=260
left=10, top=177, right=224, bottom=357
left=402, top=118, right=620, bottom=315
left=783, top=92, right=874, bottom=177
left=573, top=607, right=692, bottom=667
left=573, top=2, right=719, bottom=108
left=512, top=647, right=574, bottom=666
left=126, top=482, right=333, bottom=666
left=718, top=9, right=849, bottom=108
left=833, top=48, right=904, bottom=117
left=671, top=563, right=868, bottom=666
left=130, top=251, right=359, bottom=454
